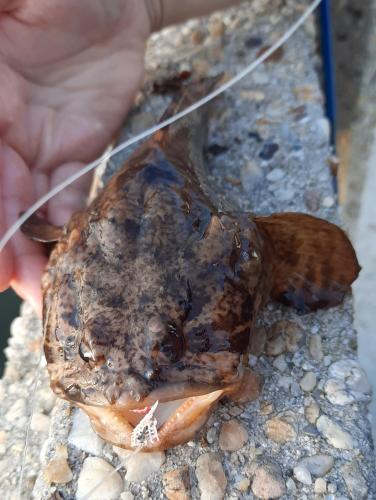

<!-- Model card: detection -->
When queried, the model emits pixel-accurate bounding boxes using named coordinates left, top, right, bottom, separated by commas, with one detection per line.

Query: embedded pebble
left=260, top=401, right=274, bottom=415
left=251, top=463, right=286, bottom=499
left=190, top=29, right=205, bottom=45
left=316, top=415, right=353, bottom=449
left=315, top=477, right=327, bottom=494
left=206, top=427, right=217, bottom=444
left=300, top=372, right=317, bottom=392
left=241, top=160, right=264, bottom=193
left=268, top=320, right=303, bottom=354
left=321, top=195, right=335, bottom=208
left=5, top=398, right=26, bottom=423
left=240, top=89, right=266, bottom=102
left=192, top=59, right=210, bottom=78
left=259, top=142, right=279, bottom=160
left=273, top=354, right=287, bottom=372
left=209, top=19, right=226, bottom=38
left=304, top=189, right=321, bottom=211
left=122, top=451, right=165, bottom=482
left=315, top=117, right=331, bottom=144
left=237, top=477, right=250, bottom=492
left=0, top=430, right=7, bottom=444
left=163, top=466, right=190, bottom=500
left=219, top=420, right=248, bottom=451
left=249, top=326, right=267, bottom=356
left=76, top=457, right=122, bottom=500
left=286, top=478, right=296, bottom=491
left=266, top=168, right=285, bottom=182
left=327, top=360, right=371, bottom=403
left=293, top=84, right=317, bottom=101
left=327, top=482, right=337, bottom=493
left=309, top=335, right=323, bottom=361
left=325, top=379, right=355, bottom=405
left=68, top=409, right=104, bottom=455
left=120, top=493, right=134, bottom=500
left=325, top=359, right=371, bottom=405
left=298, top=455, right=334, bottom=476
left=341, top=461, right=368, bottom=499
left=43, top=457, right=73, bottom=485
left=265, top=417, right=296, bottom=443
left=30, top=412, right=50, bottom=433
left=305, top=399, right=320, bottom=424
left=293, top=465, right=312, bottom=485
left=266, top=336, right=285, bottom=356
left=196, top=453, right=227, bottom=500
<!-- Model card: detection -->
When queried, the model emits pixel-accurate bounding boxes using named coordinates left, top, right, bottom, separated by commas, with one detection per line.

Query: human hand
left=0, top=0, right=151, bottom=314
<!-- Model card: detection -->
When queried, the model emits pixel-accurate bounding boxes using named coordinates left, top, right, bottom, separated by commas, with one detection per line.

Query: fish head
left=42, top=204, right=265, bottom=450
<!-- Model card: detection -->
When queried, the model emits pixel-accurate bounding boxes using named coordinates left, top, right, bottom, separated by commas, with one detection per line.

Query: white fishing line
left=16, top=1, right=322, bottom=496
left=0, top=0, right=322, bottom=254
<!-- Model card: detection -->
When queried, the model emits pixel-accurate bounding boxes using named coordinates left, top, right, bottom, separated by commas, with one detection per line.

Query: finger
left=48, top=161, right=92, bottom=226
left=0, top=191, right=14, bottom=292
left=0, top=141, right=47, bottom=313
left=10, top=254, right=45, bottom=316
left=0, top=0, right=23, bottom=13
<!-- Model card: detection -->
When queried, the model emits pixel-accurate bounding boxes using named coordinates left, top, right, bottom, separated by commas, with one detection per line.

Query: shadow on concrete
left=0, top=289, right=22, bottom=376
left=332, top=0, right=374, bottom=130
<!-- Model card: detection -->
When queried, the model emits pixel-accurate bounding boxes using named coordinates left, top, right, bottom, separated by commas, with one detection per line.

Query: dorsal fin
left=254, top=212, right=360, bottom=313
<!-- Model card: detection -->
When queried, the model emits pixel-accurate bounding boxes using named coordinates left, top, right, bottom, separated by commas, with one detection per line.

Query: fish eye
left=159, top=322, right=185, bottom=363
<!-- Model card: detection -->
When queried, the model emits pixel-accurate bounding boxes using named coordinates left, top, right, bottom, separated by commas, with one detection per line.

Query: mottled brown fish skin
left=42, top=84, right=272, bottom=409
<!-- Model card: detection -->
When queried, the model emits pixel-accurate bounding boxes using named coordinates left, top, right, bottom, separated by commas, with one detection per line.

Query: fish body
left=24, top=79, right=360, bottom=450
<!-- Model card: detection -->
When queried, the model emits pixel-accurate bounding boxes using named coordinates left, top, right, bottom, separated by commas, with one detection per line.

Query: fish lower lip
left=78, top=388, right=226, bottom=450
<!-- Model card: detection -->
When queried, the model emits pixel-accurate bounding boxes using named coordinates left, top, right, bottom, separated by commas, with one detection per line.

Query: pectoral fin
left=21, top=213, right=63, bottom=243
left=255, top=213, right=360, bottom=313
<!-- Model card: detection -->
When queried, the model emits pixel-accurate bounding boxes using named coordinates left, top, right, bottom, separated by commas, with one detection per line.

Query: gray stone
left=251, top=463, right=286, bottom=499
left=241, top=160, right=263, bottom=192
left=341, top=461, right=368, bottom=500
left=304, top=399, right=320, bottom=424
left=293, top=465, right=312, bottom=485
left=300, top=372, right=317, bottom=392
left=321, top=195, right=335, bottom=208
left=76, top=457, right=123, bottom=500
left=196, top=453, right=227, bottom=500
left=309, top=335, right=323, bottom=361
left=272, top=355, right=287, bottom=372
left=317, top=416, right=354, bottom=449
left=314, top=477, right=327, bottom=494
left=219, top=420, right=248, bottom=451
left=266, top=167, right=285, bottom=182
left=120, top=450, right=165, bottom=483
left=298, top=454, right=334, bottom=477
left=68, top=409, right=104, bottom=456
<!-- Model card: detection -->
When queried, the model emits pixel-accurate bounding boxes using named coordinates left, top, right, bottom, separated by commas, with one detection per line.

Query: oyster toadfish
left=23, top=79, right=360, bottom=450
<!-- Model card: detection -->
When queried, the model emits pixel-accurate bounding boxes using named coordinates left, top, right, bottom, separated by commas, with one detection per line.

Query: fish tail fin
left=254, top=212, right=360, bottom=313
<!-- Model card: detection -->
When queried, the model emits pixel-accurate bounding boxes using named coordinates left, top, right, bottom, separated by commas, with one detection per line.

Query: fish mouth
left=78, top=385, right=229, bottom=451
